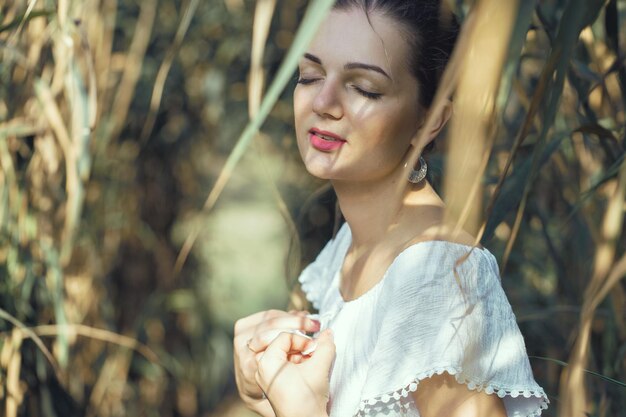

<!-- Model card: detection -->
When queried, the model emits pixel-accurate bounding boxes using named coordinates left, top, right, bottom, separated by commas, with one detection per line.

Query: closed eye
left=353, top=86, right=382, bottom=100
left=296, top=77, right=320, bottom=85
left=296, top=76, right=382, bottom=100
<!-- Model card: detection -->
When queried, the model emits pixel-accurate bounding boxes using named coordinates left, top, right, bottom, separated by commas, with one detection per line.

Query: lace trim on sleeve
left=355, top=366, right=549, bottom=417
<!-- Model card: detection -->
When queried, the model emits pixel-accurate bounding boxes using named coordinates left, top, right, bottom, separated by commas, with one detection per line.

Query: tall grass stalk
left=443, top=0, right=518, bottom=236
left=173, top=0, right=335, bottom=276
left=1, top=0, right=624, bottom=416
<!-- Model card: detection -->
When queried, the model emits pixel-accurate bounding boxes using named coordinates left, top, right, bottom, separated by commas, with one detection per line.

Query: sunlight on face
left=293, top=7, right=423, bottom=184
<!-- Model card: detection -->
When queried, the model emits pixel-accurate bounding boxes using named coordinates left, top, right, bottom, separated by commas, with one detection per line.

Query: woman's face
left=294, top=7, right=423, bottom=184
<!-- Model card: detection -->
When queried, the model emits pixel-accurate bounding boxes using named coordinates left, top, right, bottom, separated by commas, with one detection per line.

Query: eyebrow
left=304, top=53, right=391, bottom=80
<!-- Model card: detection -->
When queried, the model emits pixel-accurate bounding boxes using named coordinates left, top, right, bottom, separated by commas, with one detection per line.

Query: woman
left=233, top=1, right=549, bottom=416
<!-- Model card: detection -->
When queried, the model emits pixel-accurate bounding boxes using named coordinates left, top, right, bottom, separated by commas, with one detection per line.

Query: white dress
left=299, top=223, right=549, bottom=417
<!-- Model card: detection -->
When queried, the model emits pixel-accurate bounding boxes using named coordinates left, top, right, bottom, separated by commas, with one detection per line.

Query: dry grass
left=0, top=0, right=624, bottom=416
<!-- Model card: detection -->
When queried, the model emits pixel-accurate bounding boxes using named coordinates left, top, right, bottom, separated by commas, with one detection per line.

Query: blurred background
left=0, top=0, right=624, bottom=416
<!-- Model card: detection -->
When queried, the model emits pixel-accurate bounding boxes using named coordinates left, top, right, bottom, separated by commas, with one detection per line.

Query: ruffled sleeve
left=298, top=223, right=351, bottom=310
left=356, top=243, right=549, bottom=417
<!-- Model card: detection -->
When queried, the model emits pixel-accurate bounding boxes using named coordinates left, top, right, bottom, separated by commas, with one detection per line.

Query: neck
left=332, top=175, right=445, bottom=249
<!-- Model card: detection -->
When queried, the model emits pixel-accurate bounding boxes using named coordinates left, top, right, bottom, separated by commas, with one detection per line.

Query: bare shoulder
left=412, top=373, right=507, bottom=417
left=411, top=222, right=481, bottom=249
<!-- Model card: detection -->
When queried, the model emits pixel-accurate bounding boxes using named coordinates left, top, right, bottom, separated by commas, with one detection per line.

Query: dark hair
left=333, top=0, right=459, bottom=109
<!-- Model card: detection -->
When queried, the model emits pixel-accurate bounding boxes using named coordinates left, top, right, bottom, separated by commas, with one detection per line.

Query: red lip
left=308, top=128, right=347, bottom=152
left=309, top=128, right=346, bottom=142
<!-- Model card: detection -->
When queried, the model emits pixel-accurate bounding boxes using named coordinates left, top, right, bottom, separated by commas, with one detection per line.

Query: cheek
left=367, top=109, right=419, bottom=161
left=387, top=105, right=420, bottom=143
left=364, top=108, right=414, bottom=143
left=293, top=87, right=310, bottom=126
left=293, top=89, right=308, bottom=156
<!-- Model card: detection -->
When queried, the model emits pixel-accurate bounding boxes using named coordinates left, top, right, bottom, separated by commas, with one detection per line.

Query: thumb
left=305, top=329, right=335, bottom=377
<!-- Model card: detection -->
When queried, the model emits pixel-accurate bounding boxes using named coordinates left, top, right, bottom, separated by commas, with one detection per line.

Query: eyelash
left=353, top=86, right=382, bottom=100
left=296, top=77, right=383, bottom=100
left=295, top=77, right=317, bottom=85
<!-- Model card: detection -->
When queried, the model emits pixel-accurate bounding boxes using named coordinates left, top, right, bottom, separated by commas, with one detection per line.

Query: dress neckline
left=334, top=226, right=492, bottom=305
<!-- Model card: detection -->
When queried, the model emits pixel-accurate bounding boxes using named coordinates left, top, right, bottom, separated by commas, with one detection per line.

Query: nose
left=312, top=80, right=343, bottom=120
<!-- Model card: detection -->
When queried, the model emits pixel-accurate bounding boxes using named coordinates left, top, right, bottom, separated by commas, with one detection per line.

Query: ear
left=410, top=99, right=453, bottom=149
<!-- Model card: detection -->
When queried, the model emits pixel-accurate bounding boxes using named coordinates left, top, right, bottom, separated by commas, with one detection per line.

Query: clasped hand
left=233, top=310, right=335, bottom=417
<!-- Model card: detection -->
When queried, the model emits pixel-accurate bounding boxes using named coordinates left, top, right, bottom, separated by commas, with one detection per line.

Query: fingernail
left=302, top=342, right=317, bottom=355
left=306, top=315, right=321, bottom=330
left=288, top=329, right=312, bottom=339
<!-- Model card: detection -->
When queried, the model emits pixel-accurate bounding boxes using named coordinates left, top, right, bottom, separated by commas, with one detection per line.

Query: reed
left=0, top=0, right=624, bottom=416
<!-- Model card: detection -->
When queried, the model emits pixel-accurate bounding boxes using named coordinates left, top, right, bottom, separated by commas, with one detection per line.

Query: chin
left=303, top=159, right=348, bottom=181
left=299, top=151, right=337, bottom=179
left=303, top=165, right=335, bottom=180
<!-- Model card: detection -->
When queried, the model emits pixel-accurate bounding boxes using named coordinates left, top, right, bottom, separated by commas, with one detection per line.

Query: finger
left=251, top=400, right=275, bottom=417
left=303, top=329, right=335, bottom=376
left=257, top=332, right=292, bottom=368
left=288, top=309, right=310, bottom=316
left=306, top=313, right=320, bottom=322
left=288, top=353, right=304, bottom=364
left=241, top=355, right=263, bottom=385
left=237, top=356, right=265, bottom=399
left=235, top=309, right=291, bottom=334
left=235, top=312, right=316, bottom=353
left=250, top=329, right=315, bottom=354
left=314, top=329, right=335, bottom=356
left=261, top=331, right=317, bottom=363
left=289, top=310, right=320, bottom=326
left=258, top=315, right=321, bottom=334
left=240, top=314, right=320, bottom=346
left=235, top=308, right=317, bottom=336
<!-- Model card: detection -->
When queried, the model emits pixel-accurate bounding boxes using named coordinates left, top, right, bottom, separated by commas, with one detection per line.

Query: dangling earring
left=408, top=156, right=427, bottom=183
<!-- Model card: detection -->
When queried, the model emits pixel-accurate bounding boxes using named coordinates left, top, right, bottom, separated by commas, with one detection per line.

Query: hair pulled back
left=333, top=0, right=460, bottom=110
